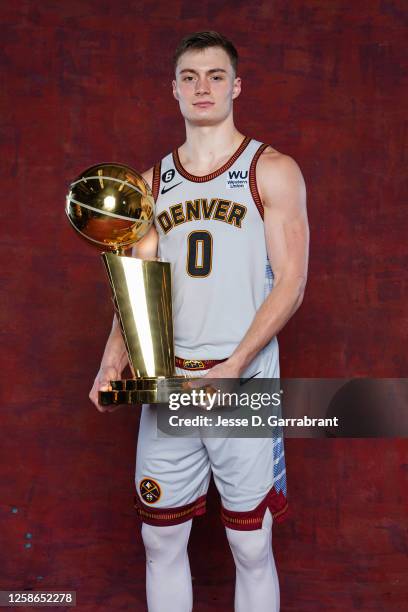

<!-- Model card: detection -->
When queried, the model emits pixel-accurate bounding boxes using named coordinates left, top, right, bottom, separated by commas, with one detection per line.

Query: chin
left=187, top=111, right=228, bottom=127
left=190, top=118, right=220, bottom=127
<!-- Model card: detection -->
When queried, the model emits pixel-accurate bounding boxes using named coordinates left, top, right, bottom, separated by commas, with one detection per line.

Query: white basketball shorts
left=134, top=340, right=289, bottom=530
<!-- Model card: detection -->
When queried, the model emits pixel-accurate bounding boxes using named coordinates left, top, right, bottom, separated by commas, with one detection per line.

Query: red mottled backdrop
left=1, top=1, right=407, bottom=610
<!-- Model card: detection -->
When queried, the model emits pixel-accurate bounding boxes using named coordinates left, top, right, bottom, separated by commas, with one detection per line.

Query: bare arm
left=207, top=150, right=309, bottom=378
left=89, top=167, right=159, bottom=410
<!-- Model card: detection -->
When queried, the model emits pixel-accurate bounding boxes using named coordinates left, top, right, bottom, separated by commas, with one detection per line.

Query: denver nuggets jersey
left=153, top=136, right=279, bottom=368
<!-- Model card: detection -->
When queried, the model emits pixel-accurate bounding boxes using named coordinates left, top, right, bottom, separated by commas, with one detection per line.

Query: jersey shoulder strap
left=248, top=140, right=271, bottom=220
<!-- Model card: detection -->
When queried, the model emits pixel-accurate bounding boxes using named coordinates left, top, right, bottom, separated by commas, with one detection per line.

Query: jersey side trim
left=249, top=143, right=270, bottom=220
left=152, top=161, right=161, bottom=202
left=172, top=135, right=251, bottom=183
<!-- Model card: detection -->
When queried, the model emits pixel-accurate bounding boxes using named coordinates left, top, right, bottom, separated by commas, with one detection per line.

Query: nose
left=194, top=76, right=210, bottom=96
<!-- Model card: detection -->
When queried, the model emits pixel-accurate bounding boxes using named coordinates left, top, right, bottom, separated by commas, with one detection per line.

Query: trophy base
left=98, top=376, right=191, bottom=405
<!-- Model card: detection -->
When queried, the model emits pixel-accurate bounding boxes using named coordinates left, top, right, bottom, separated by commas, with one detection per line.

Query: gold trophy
left=65, top=163, right=187, bottom=405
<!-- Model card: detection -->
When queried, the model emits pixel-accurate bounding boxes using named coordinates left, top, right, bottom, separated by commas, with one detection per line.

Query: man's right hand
left=89, top=365, right=121, bottom=413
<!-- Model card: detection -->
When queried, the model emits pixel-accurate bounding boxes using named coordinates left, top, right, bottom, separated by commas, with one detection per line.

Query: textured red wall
left=1, top=1, right=407, bottom=610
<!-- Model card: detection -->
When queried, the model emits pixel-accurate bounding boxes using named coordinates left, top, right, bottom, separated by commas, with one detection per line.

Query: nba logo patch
left=140, top=478, right=161, bottom=504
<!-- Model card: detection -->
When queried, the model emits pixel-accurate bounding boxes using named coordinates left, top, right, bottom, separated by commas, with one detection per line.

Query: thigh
left=205, top=436, right=278, bottom=510
left=135, top=403, right=211, bottom=513
left=206, top=435, right=288, bottom=529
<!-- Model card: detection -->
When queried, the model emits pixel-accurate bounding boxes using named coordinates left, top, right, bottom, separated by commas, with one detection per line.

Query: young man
left=90, top=31, right=309, bottom=612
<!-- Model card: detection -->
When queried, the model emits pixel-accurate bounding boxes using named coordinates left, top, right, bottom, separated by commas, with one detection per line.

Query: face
left=172, top=46, right=241, bottom=126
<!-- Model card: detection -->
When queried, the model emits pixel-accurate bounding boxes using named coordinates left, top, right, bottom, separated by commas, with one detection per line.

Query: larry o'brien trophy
left=65, top=163, right=187, bottom=405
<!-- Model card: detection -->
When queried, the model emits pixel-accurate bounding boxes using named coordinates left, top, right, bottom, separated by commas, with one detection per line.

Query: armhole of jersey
left=152, top=161, right=161, bottom=202
left=249, top=143, right=269, bottom=220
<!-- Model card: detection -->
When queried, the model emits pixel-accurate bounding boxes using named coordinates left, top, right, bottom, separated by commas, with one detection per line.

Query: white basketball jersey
left=152, top=136, right=279, bottom=365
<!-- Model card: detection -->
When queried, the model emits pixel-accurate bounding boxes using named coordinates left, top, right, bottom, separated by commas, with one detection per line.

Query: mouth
left=193, top=102, right=214, bottom=109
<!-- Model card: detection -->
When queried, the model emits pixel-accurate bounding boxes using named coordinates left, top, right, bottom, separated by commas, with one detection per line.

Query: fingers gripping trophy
left=65, top=163, right=185, bottom=405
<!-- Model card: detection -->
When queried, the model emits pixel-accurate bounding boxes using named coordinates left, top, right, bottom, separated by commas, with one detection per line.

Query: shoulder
left=256, top=145, right=304, bottom=185
left=142, top=167, right=154, bottom=190
left=141, top=149, right=171, bottom=191
left=255, top=146, right=306, bottom=209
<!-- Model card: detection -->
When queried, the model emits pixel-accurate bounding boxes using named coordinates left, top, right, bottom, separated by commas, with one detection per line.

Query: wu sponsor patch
left=140, top=478, right=161, bottom=504
left=226, top=169, right=248, bottom=189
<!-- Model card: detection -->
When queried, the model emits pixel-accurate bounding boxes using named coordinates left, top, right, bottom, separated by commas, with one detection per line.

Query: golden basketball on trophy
left=65, top=162, right=154, bottom=249
left=65, top=163, right=185, bottom=405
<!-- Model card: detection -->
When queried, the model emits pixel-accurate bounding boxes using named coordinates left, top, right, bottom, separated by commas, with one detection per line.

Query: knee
left=142, top=521, right=191, bottom=564
left=226, top=528, right=270, bottom=570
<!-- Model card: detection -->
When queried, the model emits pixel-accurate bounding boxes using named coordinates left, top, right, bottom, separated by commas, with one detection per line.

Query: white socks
left=142, top=520, right=193, bottom=612
left=226, top=509, right=280, bottom=612
left=142, top=510, right=279, bottom=612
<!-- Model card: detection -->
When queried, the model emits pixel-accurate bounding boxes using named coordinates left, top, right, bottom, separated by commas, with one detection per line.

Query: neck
left=180, top=116, right=244, bottom=166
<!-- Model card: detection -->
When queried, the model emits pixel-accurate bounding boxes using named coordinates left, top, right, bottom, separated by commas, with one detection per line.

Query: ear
left=232, top=76, right=241, bottom=100
left=172, top=79, right=178, bottom=101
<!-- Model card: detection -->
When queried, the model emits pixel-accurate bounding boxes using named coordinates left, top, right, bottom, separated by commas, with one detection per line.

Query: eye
left=182, top=76, right=195, bottom=82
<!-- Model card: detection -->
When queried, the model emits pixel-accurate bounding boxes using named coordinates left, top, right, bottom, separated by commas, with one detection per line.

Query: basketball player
left=90, top=31, right=309, bottom=612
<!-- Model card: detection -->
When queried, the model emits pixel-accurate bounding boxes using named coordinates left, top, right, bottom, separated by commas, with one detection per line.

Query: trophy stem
left=101, top=252, right=175, bottom=379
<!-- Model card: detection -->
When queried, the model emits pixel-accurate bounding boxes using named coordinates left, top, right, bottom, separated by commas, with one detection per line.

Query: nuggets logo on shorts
left=140, top=478, right=161, bottom=504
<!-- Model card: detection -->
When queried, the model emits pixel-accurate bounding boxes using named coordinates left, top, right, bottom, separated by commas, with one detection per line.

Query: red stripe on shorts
left=134, top=494, right=207, bottom=526
left=221, top=486, right=290, bottom=531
